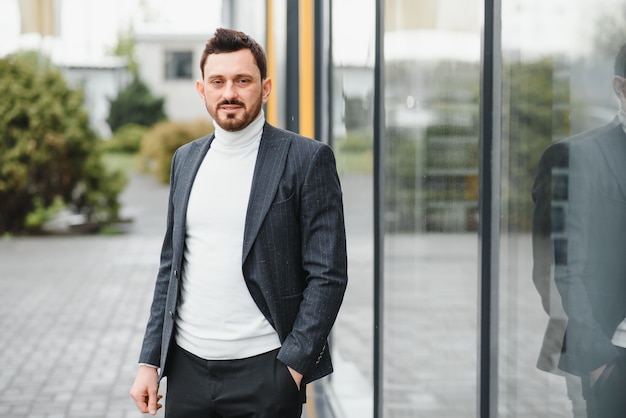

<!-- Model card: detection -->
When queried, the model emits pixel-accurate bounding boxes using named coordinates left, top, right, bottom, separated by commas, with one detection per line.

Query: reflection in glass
left=328, top=1, right=375, bottom=417
left=382, top=0, right=481, bottom=415
left=330, top=0, right=626, bottom=416
left=504, top=0, right=626, bottom=417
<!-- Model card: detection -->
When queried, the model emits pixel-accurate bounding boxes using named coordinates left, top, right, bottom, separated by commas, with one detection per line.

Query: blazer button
left=173, top=270, right=178, bottom=278
left=169, top=310, right=174, bottom=318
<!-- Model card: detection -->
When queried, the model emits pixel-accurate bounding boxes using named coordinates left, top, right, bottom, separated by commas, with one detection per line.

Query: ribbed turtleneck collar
left=212, top=110, right=265, bottom=151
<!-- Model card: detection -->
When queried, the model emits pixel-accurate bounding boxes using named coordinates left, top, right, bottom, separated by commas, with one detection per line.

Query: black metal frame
left=478, top=0, right=501, bottom=417
left=314, top=0, right=332, bottom=145
left=373, top=0, right=385, bottom=416
left=285, top=0, right=300, bottom=133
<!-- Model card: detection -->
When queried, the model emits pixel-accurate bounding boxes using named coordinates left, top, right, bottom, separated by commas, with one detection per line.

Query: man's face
left=196, top=49, right=271, bottom=132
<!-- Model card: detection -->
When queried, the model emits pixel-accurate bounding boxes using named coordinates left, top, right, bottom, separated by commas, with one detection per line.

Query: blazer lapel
left=172, top=134, right=214, bottom=246
left=242, top=125, right=290, bottom=263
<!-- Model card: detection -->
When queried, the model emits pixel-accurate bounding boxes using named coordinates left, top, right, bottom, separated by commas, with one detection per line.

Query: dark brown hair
left=199, top=28, right=267, bottom=80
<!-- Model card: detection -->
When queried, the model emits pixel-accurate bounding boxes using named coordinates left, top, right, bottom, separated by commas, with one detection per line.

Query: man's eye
left=211, top=80, right=223, bottom=85
left=237, top=79, right=251, bottom=84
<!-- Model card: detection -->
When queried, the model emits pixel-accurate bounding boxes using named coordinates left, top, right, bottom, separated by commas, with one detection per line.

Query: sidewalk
left=0, top=173, right=328, bottom=417
left=0, top=174, right=169, bottom=418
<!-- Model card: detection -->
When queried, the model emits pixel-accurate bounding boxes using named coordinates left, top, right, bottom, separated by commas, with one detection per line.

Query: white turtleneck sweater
left=175, top=111, right=281, bottom=360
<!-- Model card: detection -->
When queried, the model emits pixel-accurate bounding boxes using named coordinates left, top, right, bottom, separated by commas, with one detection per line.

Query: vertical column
left=314, top=0, right=332, bottom=145
left=299, top=0, right=315, bottom=138
left=285, top=0, right=300, bottom=132
left=373, top=0, right=385, bottom=416
left=265, top=0, right=279, bottom=126
left=478, top=0, right=501, bottom=417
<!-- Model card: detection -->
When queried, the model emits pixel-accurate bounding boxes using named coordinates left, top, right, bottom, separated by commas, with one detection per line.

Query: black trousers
left=164, top=344, right=303, bottom=418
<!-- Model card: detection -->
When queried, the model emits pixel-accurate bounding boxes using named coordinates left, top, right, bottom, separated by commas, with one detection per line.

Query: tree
left=0, top=52, right=126, bottom=234
left=106, top=77, right=167, bottom=133
left=111, top=24, right=138, bottom=76
left=503, top=58, right=558, bottom=230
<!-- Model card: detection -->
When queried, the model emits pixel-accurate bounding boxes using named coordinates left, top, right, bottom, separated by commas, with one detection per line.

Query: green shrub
left=336, top=132, right=372, bottom=153
left=24, top=196, right=66, bottom=230
left=106, top=77, right=166, bottom=132
left=0, top=52, right=126, bottom=234
left=103, top=123, right=148, bottom=153
left=139, top=119, right=214, bottom=183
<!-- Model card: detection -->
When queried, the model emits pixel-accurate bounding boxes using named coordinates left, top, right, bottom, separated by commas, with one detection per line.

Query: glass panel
left=328, top=0, right=376, bottom=416
left=499, top=0, right=626, bottom=416
left=383, top=0, right=482, bottom=416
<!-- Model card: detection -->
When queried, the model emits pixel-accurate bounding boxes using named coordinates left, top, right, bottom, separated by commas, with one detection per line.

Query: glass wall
left=328, top=0, right=376, bottom=416
left=498, top=0, right=626, bottom=417
left=275, top=0, right=626, bottom=416
left=381, top=0, right=482, bottom=416
left=329, top=0, right=483, bottom=416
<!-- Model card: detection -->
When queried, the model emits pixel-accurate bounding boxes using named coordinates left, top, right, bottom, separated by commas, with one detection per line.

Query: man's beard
left=211, top=97, right=262, bottom=132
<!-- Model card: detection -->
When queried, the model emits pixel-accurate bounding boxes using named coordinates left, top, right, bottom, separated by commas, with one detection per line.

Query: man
left=532, top=43, right=626, bottom=418
left=130, top=28, right=348, bottom=417
left=532, top=118, right=620, bottom=418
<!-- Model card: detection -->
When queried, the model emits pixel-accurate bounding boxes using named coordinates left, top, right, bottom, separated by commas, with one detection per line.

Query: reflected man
left=533, top=43, right=626, bottom=418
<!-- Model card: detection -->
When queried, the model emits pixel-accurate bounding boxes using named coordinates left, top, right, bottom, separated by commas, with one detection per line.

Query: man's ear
left=612, top=76, right=625, bottom=97
left=262, top=78, right=272, bottom=104
left=195, top=80, right=205, bottom=99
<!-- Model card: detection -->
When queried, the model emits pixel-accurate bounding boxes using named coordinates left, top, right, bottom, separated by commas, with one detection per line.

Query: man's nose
left=222, top=81, right=238, bottom=99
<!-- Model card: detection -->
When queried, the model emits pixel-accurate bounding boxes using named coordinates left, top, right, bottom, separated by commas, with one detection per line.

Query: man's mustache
left=218, top=100, right=245, bottom=107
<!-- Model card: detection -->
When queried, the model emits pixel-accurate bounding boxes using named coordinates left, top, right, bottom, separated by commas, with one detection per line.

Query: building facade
left=59, top=57, right=130, bottom=137
left=134, top=29, right=209, bottom=125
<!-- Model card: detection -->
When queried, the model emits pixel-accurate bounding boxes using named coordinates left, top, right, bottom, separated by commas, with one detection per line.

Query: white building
left=134, top=27, right=212, bottom=124
left=59, top=56, right=131, bottom=137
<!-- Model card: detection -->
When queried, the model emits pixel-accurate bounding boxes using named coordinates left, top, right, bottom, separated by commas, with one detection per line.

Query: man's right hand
left=130, top=365, right=163, bottom=415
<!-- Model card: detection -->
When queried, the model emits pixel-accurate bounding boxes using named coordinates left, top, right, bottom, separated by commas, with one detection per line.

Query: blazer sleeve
left=276, top=143, right=348, bottom=378
left=137, top=150, right=179, bottom=367
left=531, top=142, right=570, bottom=315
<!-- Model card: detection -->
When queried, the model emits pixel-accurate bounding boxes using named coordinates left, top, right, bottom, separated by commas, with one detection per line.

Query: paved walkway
left=0, top=174, right=169, bottom=418
left=0, top=174, right=331, bottom=418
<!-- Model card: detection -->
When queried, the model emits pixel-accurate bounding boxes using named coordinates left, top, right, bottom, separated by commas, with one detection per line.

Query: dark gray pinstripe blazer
left=138, top=122, right=348, bottom=385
